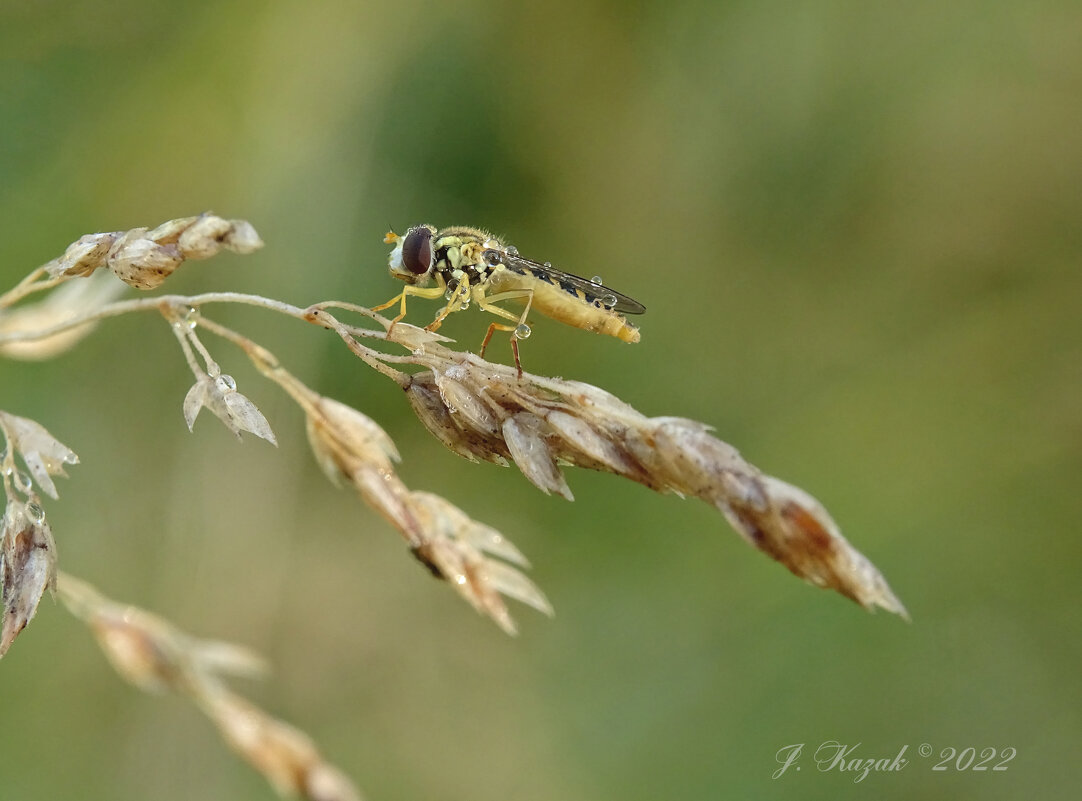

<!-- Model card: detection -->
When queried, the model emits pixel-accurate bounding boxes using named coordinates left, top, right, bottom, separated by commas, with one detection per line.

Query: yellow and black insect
left=375, top=225, right=645, bottom=368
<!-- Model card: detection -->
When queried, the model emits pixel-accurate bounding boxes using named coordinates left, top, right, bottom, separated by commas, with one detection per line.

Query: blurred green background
left=1, top=1, right=1079, bottom=799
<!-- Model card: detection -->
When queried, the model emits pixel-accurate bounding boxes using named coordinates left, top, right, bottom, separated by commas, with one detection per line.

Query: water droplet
left=216, top=375, right=237, bottom=393
left=602, top=293, right=618, bottom=308
left=14, top=470, right=32, bottom=494
left=444, top=287, right=456, bottom=300
left=26, top=503, right=45, bottom=523
left=184, top=306, right=200, bottom=329
left=514, top=323, right=532, bottom=340
left=543, top=262, right=552, bottom=269
left=591, top=275, right=603, bottom=285
left=505, top=245, right=519, bottom=256
left=483, top=250, right=502, bottom=266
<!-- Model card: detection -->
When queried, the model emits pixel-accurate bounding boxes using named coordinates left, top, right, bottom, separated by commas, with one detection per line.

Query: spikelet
left=393, top=333, right=907, bottom=617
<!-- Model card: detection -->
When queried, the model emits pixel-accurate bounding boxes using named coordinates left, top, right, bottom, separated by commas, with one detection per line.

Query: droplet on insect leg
left=514, top=324, right=531, bottom=339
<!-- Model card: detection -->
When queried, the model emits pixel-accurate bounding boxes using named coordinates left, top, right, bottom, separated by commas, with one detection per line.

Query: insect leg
left=425, top=274, right=470, bottom=332
left=370, top=292, right=404, bottom=314
left=510, top=333, right=523, bottom=378
left=475, top=288, right=535, bottom=376
left=372, top=275, right=448, bottom=328
left=371, top=283, right=445, bottom=324
left=480, top=322, right=517, bottom=359
left=476, top=289, right=535, bottom=325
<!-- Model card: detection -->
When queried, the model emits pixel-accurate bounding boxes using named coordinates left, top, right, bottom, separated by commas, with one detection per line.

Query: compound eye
left=402, top=227, right=434, bottom=275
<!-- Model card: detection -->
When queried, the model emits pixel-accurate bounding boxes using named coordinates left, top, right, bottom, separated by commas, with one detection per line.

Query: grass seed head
left=396, top=344, right=906, bottom=616
left=45, top=213, right=263, bottom=289
left=0, top=501, right=57, bottom=657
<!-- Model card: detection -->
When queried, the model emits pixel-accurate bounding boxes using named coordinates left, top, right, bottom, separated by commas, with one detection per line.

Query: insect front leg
left=372, top=279, right=447, bottom=324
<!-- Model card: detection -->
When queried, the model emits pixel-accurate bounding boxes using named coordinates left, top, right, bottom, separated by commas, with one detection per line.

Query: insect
left=375, top=225, right=645, bottom=370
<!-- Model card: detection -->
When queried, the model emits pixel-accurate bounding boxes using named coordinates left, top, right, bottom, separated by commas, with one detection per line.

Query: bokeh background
left=1, top=1, right=1079, bottom=799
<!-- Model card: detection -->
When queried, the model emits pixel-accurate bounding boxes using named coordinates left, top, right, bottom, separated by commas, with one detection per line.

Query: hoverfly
left=375, top=225, right=645, bottom=370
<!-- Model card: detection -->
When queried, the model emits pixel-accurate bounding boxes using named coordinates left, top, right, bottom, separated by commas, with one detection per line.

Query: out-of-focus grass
left=1, top=1, right=1079, bottom=799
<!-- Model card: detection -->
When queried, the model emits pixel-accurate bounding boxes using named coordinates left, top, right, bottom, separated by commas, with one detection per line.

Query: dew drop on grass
left=14, top=470, right=32, bottom=494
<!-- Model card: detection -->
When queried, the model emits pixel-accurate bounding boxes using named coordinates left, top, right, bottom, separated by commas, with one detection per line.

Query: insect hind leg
left=480, top=322, right=517, bottom=359
left=475, top=288, right=535, bottom=376
left=476, top=288, right=534, bottom=327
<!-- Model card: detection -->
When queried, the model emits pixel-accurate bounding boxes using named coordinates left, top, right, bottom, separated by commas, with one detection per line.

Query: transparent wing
left=491, top=250, right=646, bottom=315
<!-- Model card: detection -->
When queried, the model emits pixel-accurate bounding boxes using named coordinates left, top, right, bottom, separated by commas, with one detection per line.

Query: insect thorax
left=432, top=229, right=498, bottom=289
